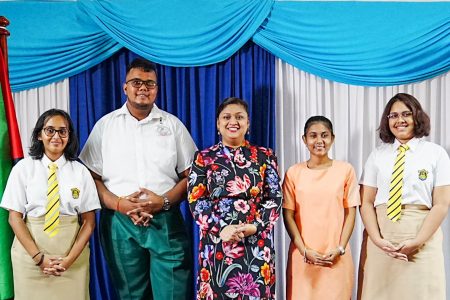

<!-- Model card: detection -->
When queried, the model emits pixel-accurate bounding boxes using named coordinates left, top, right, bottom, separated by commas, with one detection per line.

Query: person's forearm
left=283, top=209, right=306, bottom=253
left=339, top=207, right=356, bottom=248
left=164, top=177, right=188, bottom=205
left=360, top=202, right=382, bottom=242
left=91, top=172, right=118, bottom=210
left=8, top=211, right=41, bottom=262
left=414, top=203, right=448, bottom=245
left=65, top=211, right=95, bottom=265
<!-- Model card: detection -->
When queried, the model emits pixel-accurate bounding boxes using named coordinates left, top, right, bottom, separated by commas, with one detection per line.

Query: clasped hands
left=220, top=223, right=257, bottom=243
left=374, top=237, right=421, bottom=261
left=116, top=188, right=164, bottom=226
left=40, top=255, right=73, bottom=276
left=303, top=247, right=340, bottom=267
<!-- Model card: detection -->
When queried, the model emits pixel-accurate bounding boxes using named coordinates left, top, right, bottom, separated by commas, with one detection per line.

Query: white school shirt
left=360, top=138, right=450, bottom=208
left=0, top=155, right=101, bottom=217
left=79, top=103, right=197, bottom=197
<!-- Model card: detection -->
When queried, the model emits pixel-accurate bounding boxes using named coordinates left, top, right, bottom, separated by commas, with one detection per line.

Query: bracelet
left=116, top=196, right=123, bottom=212
left=32, top=251, right=41, bottom=259
left=36, top=253, right=45, bottom=266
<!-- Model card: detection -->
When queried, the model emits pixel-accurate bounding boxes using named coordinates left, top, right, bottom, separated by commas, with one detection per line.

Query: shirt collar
left=117, top=103, right=164, bottom=122
left=393, top=137, right=420, bottom=152
left=42, top=154, right=67, bottom=169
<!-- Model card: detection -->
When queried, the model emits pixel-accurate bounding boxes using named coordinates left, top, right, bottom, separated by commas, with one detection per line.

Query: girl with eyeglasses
left=0, top=109, right=100, bottom=300
left=359, top=93, right=450, bottom=299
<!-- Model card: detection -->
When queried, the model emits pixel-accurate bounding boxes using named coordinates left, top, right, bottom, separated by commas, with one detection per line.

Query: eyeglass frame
left=42, top=127, right=70, bottom=138
left=386, top=111, right=413, bottom=120
left=125, top=78, right=158, bottom=89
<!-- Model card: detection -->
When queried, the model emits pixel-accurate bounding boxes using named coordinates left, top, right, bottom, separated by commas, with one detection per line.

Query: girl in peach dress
left=282, top=116, right=360, bottom=299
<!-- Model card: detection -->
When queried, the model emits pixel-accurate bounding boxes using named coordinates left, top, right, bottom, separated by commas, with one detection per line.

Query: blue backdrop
left=69, top=42, right=275, bottom=299
left=3, top=1, right=449, bottom=90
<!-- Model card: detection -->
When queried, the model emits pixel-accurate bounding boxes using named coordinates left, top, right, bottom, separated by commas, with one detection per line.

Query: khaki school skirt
left=359, top=205, right=445, bottom=300
left=11, top=216, right=90, bottom=300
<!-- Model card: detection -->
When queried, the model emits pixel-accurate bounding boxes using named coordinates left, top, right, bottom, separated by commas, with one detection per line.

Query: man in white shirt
left=80, top=58, right=197, bottom=299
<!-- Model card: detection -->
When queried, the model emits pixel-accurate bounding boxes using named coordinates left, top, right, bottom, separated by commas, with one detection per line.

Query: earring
left=217, top=131, right=221, bottom=136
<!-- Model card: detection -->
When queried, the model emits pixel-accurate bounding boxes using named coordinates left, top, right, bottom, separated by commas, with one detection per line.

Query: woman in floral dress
left=188, top=97, right=283, bottom=300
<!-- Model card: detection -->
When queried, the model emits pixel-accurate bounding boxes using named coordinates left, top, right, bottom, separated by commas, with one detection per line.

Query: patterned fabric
left=45, top=163, right=60, bottom=237
left=387, top=144, right=409, bottom=221
left=188, top=141, right=282, bottom=300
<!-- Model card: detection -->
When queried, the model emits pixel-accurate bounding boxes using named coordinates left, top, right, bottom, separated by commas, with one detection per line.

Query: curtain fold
left=79, top=0, right=274, bottom=67
left=254, top=1, right=450, bottom=86
left=275, top=59, right=450, bottom=299
left=69, top=43, right=275, bottom=299
left=3, top=1, right=449, bottom=91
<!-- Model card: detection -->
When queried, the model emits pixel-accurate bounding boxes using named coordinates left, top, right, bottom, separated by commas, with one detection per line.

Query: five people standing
left=1, top=52, right=448, bottom=300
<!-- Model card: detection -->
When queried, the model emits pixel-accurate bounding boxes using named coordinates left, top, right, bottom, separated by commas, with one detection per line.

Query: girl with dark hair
left=0, top=109, right=100, bottom=300
left=359, top=93, right=450, bottom=299
left=282, top=116, right=359, bottom=300
left=188, top=97, right=282, bottom=299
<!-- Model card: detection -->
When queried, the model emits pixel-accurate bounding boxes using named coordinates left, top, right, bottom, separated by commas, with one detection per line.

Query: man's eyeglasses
left=126, top=79, right=157, bottom=89
left=42, top=127, right=69, bottom=138
left=387, top=111, right=413, bottom=120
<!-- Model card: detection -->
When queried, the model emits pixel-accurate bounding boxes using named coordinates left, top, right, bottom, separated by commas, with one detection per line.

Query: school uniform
left=1, top=155, right=101, bottom=300
left=359, top=138, right=450, bottom=299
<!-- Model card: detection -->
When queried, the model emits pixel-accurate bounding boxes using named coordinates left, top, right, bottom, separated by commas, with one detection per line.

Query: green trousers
left=100, top=208, right=192, bottom=300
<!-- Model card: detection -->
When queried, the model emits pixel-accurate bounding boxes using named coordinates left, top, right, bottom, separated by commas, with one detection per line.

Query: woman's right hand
left=373, top=237, right=408, bottom=261
left=304, top=248, right=333, bottom=267
left=220, top=225, right=245, bottom=243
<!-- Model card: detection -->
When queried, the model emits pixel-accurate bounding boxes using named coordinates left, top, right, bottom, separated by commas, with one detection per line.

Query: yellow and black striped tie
left=44, top=163, right=60, bottom=237
left=387, top=144, right=409, bottom=222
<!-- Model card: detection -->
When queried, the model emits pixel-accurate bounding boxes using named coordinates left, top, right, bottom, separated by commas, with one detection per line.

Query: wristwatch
left=338, top=245, right=345, bottom=256
left=162, top=195, right=171, bottom=211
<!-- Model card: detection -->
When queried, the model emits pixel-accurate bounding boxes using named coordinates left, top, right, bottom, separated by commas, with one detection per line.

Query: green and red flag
left=0, top=47, right=23, bottom=300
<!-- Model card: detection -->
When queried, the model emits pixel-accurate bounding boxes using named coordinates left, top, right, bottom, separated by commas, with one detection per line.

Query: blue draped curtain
left=69, top=42, right=275, bottom=300
left=2, top=1, right=449, bottom=90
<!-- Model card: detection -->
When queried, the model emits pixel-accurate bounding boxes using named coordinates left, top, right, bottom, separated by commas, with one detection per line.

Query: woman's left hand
left=322, top=248, right=341, bottom=264
left=43, top=256, right=73, bottom=276
left=397, top=239, right=421, bottom=257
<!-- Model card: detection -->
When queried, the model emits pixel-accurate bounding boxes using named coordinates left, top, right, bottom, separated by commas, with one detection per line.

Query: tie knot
left=49, top=163, right=58, bottom=171
left=398, top=144, right=409, bottom=153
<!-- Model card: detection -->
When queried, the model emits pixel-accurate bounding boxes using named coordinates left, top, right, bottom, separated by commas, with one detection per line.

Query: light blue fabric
left=2, top=1, right=450, bottom=91
left=79, top=0, right=274, bottom=66
left=254, top=1, right=450, bottom=86
left=2, top=1, right=122, bottom=91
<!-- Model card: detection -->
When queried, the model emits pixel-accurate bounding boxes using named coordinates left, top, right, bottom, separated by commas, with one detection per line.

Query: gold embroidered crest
left=418, top=169, right=428, bottom=181
left=71, top=188, right=80, bottom=199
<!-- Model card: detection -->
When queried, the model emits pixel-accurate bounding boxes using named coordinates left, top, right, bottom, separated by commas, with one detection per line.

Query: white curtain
left=274, top=59, right=450, bottom=299
left=12, top=79, right=70, bottom=156
left=12, top=68, right=450, bottom=299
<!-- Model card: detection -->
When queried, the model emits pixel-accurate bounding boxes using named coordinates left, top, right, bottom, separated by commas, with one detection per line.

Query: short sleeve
left=78, top=164, right=101, bottom=213
left=0, top=160, right=28, bottom=214
left=343, top=163, right=361, bottom=208
left=282, top=167, right=296, bottom=210
left=174, top=118, right=197, bottom=173
left=434, top=146, right=450, bottom=187
left=79, top=118, right=105, bottom=176
left=359, top=150, right=378, bottom=187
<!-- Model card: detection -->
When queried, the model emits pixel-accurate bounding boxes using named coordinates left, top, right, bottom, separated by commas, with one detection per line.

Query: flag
left=0, top=47, right=23, bottom=300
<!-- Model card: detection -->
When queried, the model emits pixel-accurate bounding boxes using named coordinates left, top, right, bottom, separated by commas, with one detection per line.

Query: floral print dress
left=188, top=141, right=282, bottom=300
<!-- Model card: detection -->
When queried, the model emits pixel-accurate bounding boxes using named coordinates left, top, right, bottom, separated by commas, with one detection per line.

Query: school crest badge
left=71, top=188, right=80, bottom=199
left=418, top=169, right=428, bottom=181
